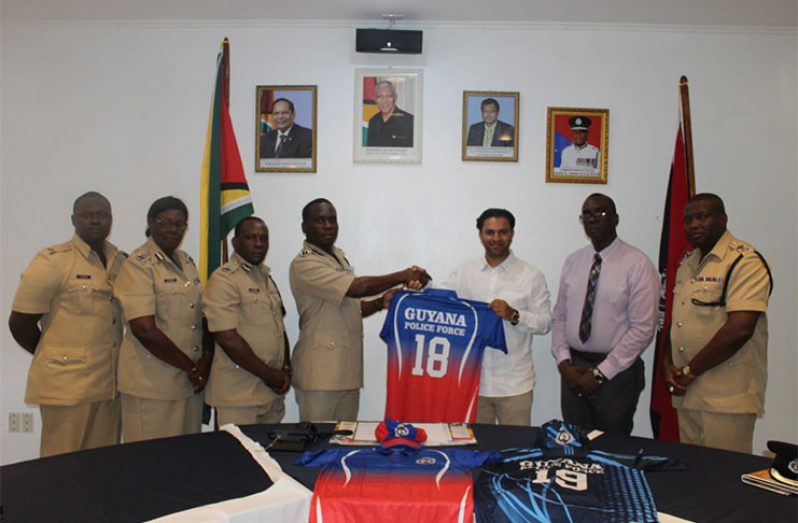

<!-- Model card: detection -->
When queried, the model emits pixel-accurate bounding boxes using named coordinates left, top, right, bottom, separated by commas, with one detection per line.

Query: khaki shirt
left=671, top=230, right=770, bottom=415
left=114, top=238, right=204, bottom=400
left=203, top=253, right=286, bottom=407
left=12, top=235, right=125, bottom=406
left=289, top=241, right=362, bottom=391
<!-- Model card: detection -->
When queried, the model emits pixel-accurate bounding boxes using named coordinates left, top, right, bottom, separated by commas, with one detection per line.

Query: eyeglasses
left=578, top=210, right=611, bottom=222
left=154, top=218, right=187, bottom=230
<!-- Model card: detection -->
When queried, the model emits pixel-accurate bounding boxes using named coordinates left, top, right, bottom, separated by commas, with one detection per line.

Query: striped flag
left=650, top=76, right=695, bottom=441
left=199, top=38, right=254, bottom=282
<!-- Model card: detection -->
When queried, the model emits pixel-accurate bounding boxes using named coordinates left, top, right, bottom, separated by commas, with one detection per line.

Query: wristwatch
left=591, top=367, right=606, bottom=384
left=510, top=310, right=520, bottom=326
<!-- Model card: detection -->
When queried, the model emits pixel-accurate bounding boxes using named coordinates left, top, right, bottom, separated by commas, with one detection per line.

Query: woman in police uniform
left=114, top=196, right=212, bottom=442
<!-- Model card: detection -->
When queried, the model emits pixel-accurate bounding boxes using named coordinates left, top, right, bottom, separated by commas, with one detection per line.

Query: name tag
left=163, top=278, right=178, bottom=283
left=75, top=274, right=92, bottom=280
left=696, top=276, right=722, bottom=283
left=248, top=288, right=261, bottom=293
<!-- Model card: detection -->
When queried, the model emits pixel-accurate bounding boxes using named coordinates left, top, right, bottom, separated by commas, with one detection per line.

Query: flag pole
left=220, top=37, right=230, bottom=263
left=678, top=75, right=696, bottom=196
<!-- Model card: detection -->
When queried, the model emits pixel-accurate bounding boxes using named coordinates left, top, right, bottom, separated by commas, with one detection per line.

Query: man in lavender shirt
left=551, top=193, right=659, bottom=434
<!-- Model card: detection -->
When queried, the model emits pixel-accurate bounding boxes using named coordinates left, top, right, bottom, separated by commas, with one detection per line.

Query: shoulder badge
left=45, top=242, right=72, bottom=256
left=221, top=265, right=233, bottom=273
left=299, top=248, right=313, bottom=257
left=136, top=252, right=151, bottom=262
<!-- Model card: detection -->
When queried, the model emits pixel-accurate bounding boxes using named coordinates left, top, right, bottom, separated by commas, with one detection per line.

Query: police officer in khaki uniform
left=664, top=193, right=771, bottom=453
left=289, top=198, right=431, bottom=422
left=203, top=217, right=291, bottom=425
left=114, top=196, right=212, bottom=443
left=9, top=192, right=125, bottom=457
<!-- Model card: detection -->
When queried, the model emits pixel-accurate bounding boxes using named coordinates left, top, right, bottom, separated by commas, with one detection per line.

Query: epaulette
left=220, top=265, right=234, bottom=274
left=136, top=252, right=151, bottom=263
left=299, top=248, right=315, bottom=257
left=45, top=242, right=72, bottom=256
left=731, top=241, right=753, bottom=254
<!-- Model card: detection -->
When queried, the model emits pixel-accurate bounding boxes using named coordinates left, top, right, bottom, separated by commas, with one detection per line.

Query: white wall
left=2, top=19, right=795, bottom=465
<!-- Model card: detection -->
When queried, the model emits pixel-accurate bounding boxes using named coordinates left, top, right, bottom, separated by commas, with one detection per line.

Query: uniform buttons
left=193, top=346, right=199, bottom=352
left=690, top=278, right=696, bottom=283
left=191, top=324, right=198, bottom=330
left=189, top=303, right=195, bottom=309
left=235, top=365, right=240, bottom=369
left=677, top=322, right=683, bottom=327
left=63, top=356, right=68, bottom=361
left=678, top=347, right=684, bottom=352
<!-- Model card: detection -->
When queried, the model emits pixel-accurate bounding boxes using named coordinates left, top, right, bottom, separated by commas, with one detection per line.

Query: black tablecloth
left=2, top=424, right=795, bottom=522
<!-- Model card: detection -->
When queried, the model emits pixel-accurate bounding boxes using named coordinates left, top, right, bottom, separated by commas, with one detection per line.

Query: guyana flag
left=199, top=38, right=254, bottom=282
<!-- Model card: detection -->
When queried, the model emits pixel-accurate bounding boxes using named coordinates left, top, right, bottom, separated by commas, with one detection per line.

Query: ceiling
left=3, top=0, right=796, bottom=28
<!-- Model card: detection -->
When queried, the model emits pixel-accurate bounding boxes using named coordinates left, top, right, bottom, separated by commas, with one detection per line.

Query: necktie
left=275, top=134, right=287, bottom=157
left=578, top=253, right=602, bottom=343
left=483, top=125, right=495, bottom=147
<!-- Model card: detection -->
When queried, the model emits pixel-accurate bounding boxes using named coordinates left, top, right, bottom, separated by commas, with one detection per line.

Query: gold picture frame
left=255, top=85, right=317, bottom=173
left=462, top=91, right=519, bottom=162
left=545, top=107, right=609, bottom=184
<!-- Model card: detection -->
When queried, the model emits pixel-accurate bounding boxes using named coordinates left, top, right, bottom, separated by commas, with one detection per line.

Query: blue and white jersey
left=380, top=288, right=507, bottom=423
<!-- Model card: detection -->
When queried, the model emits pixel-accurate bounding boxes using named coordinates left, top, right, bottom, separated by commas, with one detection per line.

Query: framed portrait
left=255, top=85, right=317, bottom=173
left=354, top=68, right=423, bottom=164
left=545, top=107, right=609, bottom=184
left=462, top=91, right=519, bottom=162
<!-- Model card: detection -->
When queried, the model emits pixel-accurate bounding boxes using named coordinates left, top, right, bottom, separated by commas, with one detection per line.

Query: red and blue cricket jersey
left=380, top=288, right=507, bottom=423
left=298, top=446, right=499, bottom=523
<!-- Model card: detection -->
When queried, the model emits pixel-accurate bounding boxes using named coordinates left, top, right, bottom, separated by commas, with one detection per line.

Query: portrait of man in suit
left=467, top=98, right=515, bottom=147
left=259, top=98, right=312, bottom=159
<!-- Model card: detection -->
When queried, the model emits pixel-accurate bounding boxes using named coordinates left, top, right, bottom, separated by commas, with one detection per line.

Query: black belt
left=569, top=348, right=608, bottom=365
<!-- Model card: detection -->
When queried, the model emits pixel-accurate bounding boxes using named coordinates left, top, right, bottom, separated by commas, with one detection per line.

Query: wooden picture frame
left=255, top=85, right=317, bottom=173
left=354, top=68, right=423, bottom=164
left=546, top=107, right=609, bottom=184
left=462, top=91, right=519, bottom=162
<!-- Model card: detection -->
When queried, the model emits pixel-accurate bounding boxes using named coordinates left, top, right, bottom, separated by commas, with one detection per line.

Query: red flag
left=650, top=77, right=695, bottom=441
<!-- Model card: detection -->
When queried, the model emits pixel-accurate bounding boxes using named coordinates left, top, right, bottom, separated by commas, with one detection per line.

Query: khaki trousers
left=39, top=397, right=121, bottom=457
left=678, top=408, right=756, bottom=454
left=294, top=388, right=359, bottom=422
left=121, top=393, right=203, bottom=443
left=216, top=399, right=286, bottom=426
left=475, top=390, right=534, bottom=426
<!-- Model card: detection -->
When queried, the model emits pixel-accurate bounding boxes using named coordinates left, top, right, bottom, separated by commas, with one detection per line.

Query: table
left=2, top=423, right=795, bottom=522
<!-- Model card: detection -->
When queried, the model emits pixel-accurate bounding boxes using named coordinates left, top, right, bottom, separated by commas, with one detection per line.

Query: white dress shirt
left=443, top=252, right=552, bottom=396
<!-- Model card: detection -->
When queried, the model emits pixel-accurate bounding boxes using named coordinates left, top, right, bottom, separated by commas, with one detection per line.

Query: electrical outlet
left=21, top=413, right=34, bottom=433
left=9, top=412, right=20, bottom=433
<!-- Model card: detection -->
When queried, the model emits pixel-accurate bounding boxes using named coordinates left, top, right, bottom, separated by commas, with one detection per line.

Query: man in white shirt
left=443, top=208, right=552, bottom=425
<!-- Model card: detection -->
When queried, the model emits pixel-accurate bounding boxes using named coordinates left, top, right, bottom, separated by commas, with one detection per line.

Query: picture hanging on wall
left=545, top=107, right=609, bottom=184
left=354, top=68, right=423, bottom=164
left=255, top=85, right=317, bottom=173
left=462, top=91, right=519, bottom=162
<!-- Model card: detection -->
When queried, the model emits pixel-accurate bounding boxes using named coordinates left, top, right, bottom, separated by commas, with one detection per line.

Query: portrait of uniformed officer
left=557, top=116, right=601, bottom=173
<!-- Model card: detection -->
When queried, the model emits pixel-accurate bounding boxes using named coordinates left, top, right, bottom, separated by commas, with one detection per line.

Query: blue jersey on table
left=380, top=288, right=507, bottom=423
left=298, top=447, right=498, bottom=523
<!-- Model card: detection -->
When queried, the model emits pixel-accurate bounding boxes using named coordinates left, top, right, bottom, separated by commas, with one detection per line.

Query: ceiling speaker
left=356, top=29, right=423, bottom=54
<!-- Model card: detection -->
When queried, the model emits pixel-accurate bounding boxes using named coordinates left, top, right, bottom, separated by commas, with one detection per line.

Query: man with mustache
left=664, top=193, right=771, bottom=453
left=203, top=217, right=291, bottom=425
left=551, top=193, right=659, bottom=434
